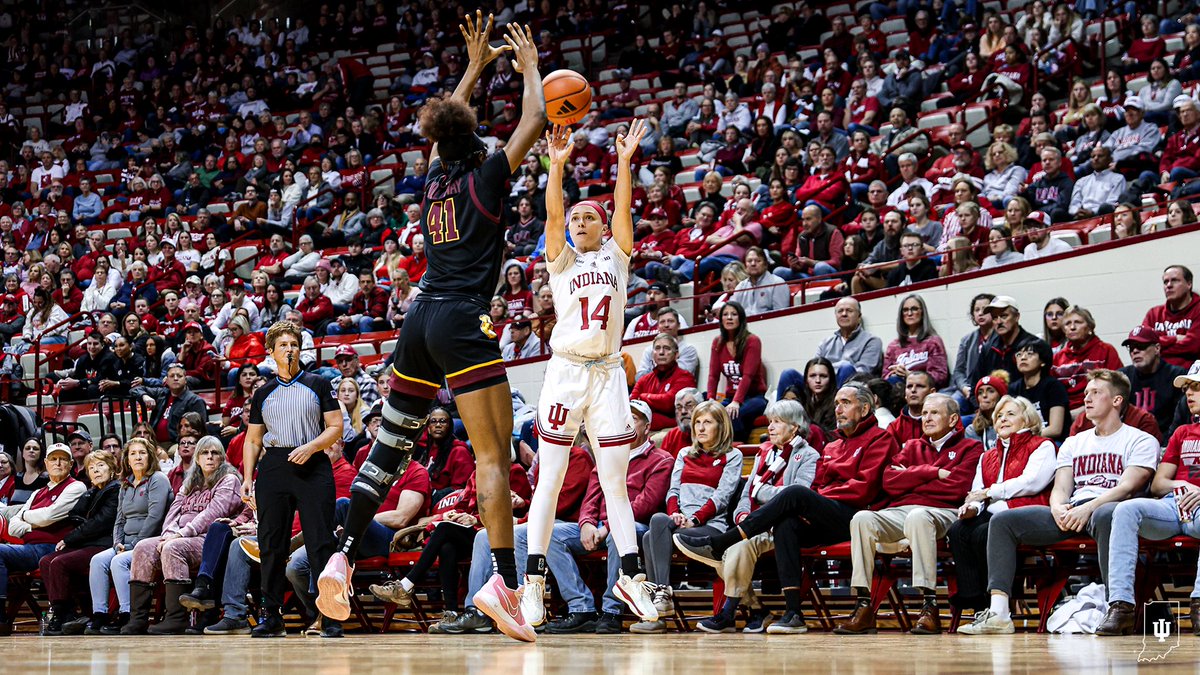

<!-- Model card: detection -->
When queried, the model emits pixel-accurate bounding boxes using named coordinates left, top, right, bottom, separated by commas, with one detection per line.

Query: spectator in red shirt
left=632, top=334, right=698, bottom=430
left=327, top=272, right=390, bottom=335
left=151, top=238, right=186, bottom=293
left=1159, top=96, right=1200, bottom=183
left=708, top=302, right=768, bottom=441
left=793, top=146, right=848, bottom=214
left=1052, top=306, right=1124, bottom=411
left=1142, top=264, right=1200, bottom=368
left=414, top=407, right=476, bottom=501
left=296, top=276, right=334, bottom=333
left=1120, top=14, right=1166, bottom=74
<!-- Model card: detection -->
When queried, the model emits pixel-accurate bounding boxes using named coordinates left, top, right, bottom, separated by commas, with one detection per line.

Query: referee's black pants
left=256, top=447, right=336, bottom=614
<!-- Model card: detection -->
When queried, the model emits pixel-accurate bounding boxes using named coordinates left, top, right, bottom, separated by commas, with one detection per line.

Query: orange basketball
left=542, top=69, right=592, bottom=125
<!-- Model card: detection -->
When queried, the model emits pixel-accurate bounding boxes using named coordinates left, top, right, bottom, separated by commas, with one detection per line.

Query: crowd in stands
left=0, top=0, right=1199, bottom=637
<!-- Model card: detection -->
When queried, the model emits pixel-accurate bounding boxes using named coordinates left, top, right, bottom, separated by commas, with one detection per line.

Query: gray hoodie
left=112, top=471, right=174, bottom=547
left=734, top=437, right=820, bottom=522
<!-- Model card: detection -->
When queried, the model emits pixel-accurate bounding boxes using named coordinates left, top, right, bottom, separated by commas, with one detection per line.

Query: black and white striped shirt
left=250, top=372, right=339, bottom=447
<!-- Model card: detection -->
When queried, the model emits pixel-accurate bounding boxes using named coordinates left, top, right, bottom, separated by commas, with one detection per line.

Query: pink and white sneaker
left=474, top=573, right=537, bottom=642
left=316, top=552, right=353, bottom=621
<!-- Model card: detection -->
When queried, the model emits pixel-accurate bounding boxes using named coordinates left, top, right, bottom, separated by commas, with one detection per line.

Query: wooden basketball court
left=0, top=633, right=1178, bottom=673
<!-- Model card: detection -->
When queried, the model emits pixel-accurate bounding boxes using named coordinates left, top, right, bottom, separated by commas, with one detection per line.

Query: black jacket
left=61, top=480, right=119, bottom=549
left=109, top=352, right=146, bottom=395
left=1122, top=362, right=1187, bottom=440
left=973, top=327, right=1041, bottom=384
left=143, top=387, right=208, bottom=442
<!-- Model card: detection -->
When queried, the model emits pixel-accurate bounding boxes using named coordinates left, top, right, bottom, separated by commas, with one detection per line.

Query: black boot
left=121, top=582, right=156, bottom=635
left=99, top=612, right=129, bottom=635
left=45, top=601, right=76, bottom=636
left=148, top=580, right=191, bottom=635
left=60, top=613, right=92, bottom=635
left=82, top=612, right=109, bottom=635
left=179, top=576, right=216, bottom=611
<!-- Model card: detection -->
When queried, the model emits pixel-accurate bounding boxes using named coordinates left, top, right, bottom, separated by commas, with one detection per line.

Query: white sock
left=989, top=593, right=1009, bottom=620
left=400, top=577, right=415, bottom=592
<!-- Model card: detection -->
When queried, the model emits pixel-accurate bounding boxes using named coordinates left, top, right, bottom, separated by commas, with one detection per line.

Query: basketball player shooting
left=315, top=11, right=547, bottom=642
left=519, top=119, right=663, bottom=627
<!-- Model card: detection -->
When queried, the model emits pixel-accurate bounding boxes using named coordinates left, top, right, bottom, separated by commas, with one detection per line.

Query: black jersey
left=250, top=371, right=340, bottom=447
left=419, top=152, right=510, bottom=301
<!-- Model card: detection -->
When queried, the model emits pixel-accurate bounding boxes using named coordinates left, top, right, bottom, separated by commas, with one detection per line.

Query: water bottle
left=39, top=611, right=48, bottom=636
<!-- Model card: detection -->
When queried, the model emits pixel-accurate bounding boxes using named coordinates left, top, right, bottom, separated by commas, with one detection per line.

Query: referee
left=242, top=320, right=343, bottom=638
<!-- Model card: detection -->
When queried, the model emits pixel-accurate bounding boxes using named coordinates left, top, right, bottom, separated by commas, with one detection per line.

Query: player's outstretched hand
left=460, top=10, right=510, bottom=68
left=615, top=118, right=647, bottom=161
left=545, top=124, right=574, bottom=166
left=502, top=22, right=538, bottom=74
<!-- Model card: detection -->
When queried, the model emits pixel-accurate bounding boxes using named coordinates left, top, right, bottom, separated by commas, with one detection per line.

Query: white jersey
left=547, top=238, right=630, bottom=359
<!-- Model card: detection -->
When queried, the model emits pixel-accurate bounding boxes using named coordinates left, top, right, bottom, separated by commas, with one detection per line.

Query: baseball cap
left=67, top=429, right=92, bottom=444
left=512, top=319, right=533, bottom=330
left=334, top=345, right=357, bottom=359
left=185, top=275, right=202, bottom=286
left=1173, top=94, right=1196, bottom=110
left=226, top=277, right=247, bottom=290
left=1025, top=211, right=1052, bottom=228
left=1122, top=325, right=1161, bottom=347
left=183, top=321, right=204, bottom=333
left=648, top=282, right=670, bottom=294
left=503, top=102, right=516, bottom=110
left=986, top=295, right=1019, bottom=313
left=961, top=22, right=978, bottom=31
left=1124, top=95, right=1145, bottom=110
left=329, top=256, right=345, bottom=266
left=952, top=140, right=973, bottom=152
left=46, top=443, right=72, bottom=460
left=161, top=236, right=177, bottom=248
left=316, top=259, right=333, bottom=271
left=1174, top=360, right=1200, bottom=388
left=629, top=399, right=653, bottom=424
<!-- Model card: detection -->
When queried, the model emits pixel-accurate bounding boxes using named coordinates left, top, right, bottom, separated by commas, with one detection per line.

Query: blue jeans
left=834, top=363, right=858, bottom=386
left=219, top=537, right=255, bottom=620
left=89, top=546, right=134, bottom=613
left=777, top=368, right=803, bottom=397
left=39, top=336, right=67, bottom=345
left=723, top=395, right=768, bottom=441
left=286, top=497, right=395, bottom=615
left=465, top=526, right=530, bottom=608
left=1106, top=494, right=1200, bottom=604
left=697, top=254, right=739, bottom=282
left=0, top=542, right=56, bottom=597
left=324, top=317, right=377, bottom=335
left=773, top=262, right=837, bottom=281
left=601, top=523, right=649, bottom=614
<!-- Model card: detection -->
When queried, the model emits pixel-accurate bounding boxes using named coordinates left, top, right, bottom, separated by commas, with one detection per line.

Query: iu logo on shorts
left=547, top=402, right=570, bottom=431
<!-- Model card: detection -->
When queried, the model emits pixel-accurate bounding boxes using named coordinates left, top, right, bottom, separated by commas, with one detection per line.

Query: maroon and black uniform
left=390, top=152, right=512, bottom=397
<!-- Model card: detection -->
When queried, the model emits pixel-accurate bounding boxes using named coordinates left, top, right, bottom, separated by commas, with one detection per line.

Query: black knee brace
left=350, top=393, right=427, bottom=503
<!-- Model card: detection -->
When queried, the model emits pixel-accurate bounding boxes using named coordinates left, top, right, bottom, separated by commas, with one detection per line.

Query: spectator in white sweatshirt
left=281, top=234, right=321, bottom=284
left=1069, top=147, right=1126, bottom=218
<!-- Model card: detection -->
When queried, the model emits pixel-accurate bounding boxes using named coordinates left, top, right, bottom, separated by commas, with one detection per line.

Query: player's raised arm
left=452, top=11, right=510, bottom=104
left=611, top=118, right=647, bottom=256
left=501, top=22, right=548, bottom=172
left=544, top=124, right=574, bottom=263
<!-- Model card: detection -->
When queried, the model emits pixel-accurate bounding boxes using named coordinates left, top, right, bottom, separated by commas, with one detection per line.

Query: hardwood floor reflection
left=0, top=633, right=1177, bottom=674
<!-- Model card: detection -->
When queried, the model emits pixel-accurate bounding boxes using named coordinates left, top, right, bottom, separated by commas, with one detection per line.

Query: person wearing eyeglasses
left=885, top=231, right=938, bottom=288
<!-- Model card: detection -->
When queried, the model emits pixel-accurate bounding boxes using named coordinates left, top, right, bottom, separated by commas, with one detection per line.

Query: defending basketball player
left=519, top=119, right=661, bottom=627
left=314, top=11, right=547, bottom=642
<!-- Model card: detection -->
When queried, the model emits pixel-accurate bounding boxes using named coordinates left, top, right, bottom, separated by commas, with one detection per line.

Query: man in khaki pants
left=834, top=393, right=983, bottom=636
left=693, top=400, right=821, bottom=634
